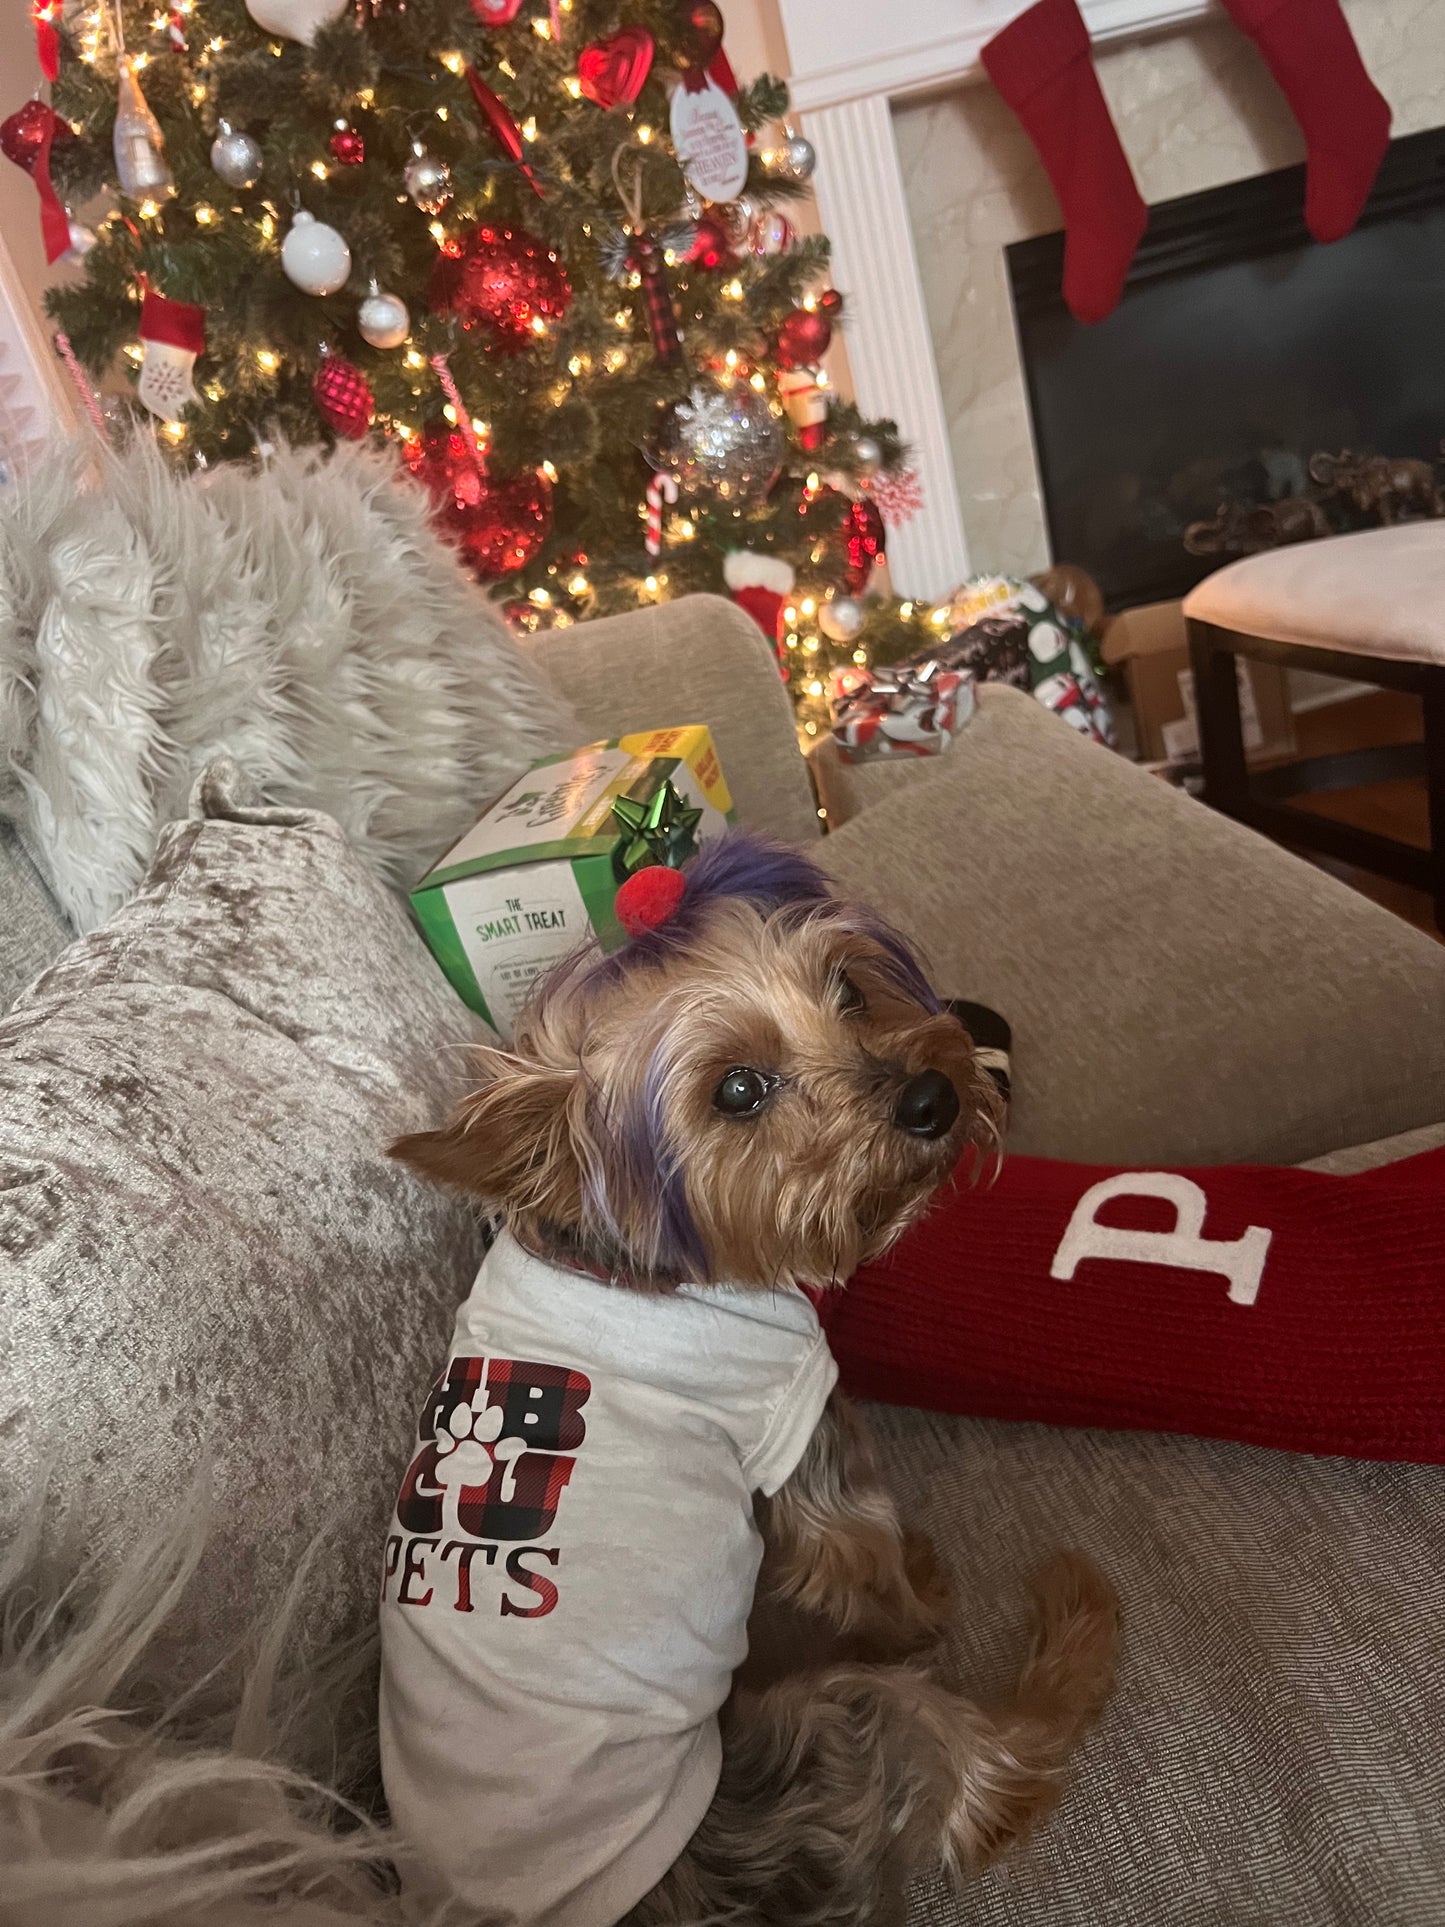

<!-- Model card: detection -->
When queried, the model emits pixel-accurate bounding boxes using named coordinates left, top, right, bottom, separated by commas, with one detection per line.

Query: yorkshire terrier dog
left=382, top=833, right=1116, bottom=1927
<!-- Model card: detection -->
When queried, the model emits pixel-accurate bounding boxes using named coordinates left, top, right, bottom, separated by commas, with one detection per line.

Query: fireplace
left=1008, top=127, right=1445, bottom=611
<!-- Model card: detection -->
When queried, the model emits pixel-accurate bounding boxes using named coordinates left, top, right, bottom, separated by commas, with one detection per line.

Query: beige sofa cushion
left=0, top=763, right=486, bottom=1686
left=1182, top=522, right=1445, bottom=664
left=817, top=686, right=1445, bottom=1167
left=522, top=595, right=820, bottom=848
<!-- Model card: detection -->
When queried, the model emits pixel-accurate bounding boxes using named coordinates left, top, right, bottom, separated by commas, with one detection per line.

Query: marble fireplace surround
left=779, top=0, right=1444, bottom=598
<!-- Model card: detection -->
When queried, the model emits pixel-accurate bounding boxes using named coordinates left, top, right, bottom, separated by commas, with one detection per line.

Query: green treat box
left=411, top=724, right=736, bottom=1039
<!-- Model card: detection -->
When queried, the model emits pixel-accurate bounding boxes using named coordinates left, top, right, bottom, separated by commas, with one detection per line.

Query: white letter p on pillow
left=1050, top=1172, right=1272, bottom=1308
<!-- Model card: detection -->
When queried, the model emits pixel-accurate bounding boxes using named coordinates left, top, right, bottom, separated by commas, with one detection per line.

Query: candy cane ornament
left=645, top=470, right=679, bottom=557
left=430, top=352, right=488, bottom=487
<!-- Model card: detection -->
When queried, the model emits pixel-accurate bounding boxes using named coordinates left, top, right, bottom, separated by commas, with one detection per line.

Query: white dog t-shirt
left=379, top=1230, right=838, bottom=1927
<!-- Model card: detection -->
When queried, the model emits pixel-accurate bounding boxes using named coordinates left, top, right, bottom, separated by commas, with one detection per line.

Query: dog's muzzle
left=894, top=1070, right=960, bottom=1140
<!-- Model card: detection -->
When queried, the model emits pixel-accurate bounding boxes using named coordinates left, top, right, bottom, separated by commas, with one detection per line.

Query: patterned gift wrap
left=831, top=664, right=975, bottom=762
left=831, top=576, right=1114, bottom=763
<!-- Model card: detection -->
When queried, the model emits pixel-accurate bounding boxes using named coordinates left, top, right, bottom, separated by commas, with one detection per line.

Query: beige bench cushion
left=1182, top=522, right=1445, bottom=666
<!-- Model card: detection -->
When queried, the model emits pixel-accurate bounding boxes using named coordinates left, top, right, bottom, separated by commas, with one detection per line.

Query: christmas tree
left=8, top=0, right=947, bottom=735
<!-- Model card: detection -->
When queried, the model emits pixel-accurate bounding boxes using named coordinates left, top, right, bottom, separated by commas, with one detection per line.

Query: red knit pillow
left=824, top=1149, right=1445, bottom=1463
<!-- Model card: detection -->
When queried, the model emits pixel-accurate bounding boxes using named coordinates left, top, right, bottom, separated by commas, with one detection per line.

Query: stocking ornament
left=981, top=0, right=1145, bottom=324
left=136, top=285, right=205, bottom=422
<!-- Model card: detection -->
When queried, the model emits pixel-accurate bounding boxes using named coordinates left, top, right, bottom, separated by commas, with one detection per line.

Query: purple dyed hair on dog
left=578, top=831, right=940, bottom=1014
left=543, top=831, right=941, bottom=1283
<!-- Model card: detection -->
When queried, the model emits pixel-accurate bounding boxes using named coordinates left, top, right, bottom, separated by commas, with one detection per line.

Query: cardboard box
left=1102, top=600, right=1296, bottom=767
left=411, top=726, right=734, bottom=1039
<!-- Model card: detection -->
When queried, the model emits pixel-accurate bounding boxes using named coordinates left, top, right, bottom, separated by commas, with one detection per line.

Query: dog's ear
left=390, top=1058, right=585, bottom=1228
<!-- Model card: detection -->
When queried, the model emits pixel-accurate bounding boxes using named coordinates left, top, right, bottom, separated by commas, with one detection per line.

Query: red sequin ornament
left=329, top=121, right=365, bottom=166
left=311, top=354, right=373, bottom=440
left=405, top=421, right=553, bottom=580
left=774, top=305, right=832, bottom=371
left=429, top=222, right=573, bottom=354
left=0, top=97, right=66, bottom=174
left=843, top=496, right=886, bottom=591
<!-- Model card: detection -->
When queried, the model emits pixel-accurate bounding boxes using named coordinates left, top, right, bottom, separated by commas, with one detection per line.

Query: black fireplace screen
left=1007, top=127, right=1445, bottom=610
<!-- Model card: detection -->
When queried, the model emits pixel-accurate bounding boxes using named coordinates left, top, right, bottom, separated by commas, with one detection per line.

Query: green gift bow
left=612, top=775, right=704, bottom=879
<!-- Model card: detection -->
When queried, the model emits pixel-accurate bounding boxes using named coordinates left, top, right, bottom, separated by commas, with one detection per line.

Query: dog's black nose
left=894, top=1070, right=960, bottom=1140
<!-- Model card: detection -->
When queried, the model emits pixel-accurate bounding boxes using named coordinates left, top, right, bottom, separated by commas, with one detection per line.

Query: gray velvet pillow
left=0, top=761, right=486, bottom=1681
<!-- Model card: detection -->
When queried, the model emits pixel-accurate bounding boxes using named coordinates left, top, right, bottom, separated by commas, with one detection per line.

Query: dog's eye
left=836, top=973, right=866, bottom=1016
left=713, top=1067, right=775, bottom=1117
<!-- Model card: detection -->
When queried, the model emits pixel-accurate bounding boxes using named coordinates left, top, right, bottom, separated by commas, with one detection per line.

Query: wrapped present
left=831, top=574, right=1115, bottom=762
left=411, top=726, right=734, bottom=1038
left=831, top=661, right=976, bottom=762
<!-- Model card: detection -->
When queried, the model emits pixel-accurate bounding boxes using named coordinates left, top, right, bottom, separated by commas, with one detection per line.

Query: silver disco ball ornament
left=775, top=132, right=817, bottom=182
left=819, top=593, right=865, bottom=642
left=404, top=143, right=452, bottom=215
left=210, top=118, right=263, bottom=189
left=852, top=434, right=884, bottom=474
left=357, top=281, right=410, bottom=349
left=654, top=379, right=784, bottom=505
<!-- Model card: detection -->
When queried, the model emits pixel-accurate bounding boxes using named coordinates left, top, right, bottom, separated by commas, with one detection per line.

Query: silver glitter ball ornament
left=404, top=145, right=452, bottom=215
left=819, top=594, right=865, bottom=642
left=853, top=435, right=883, bottom=474
left=775, top=132, right=817, bottom=182
left=210, top=118, right=263, bottom=189
left=357, top=282, right=410, bottom=349
left=654, top=379, right=784, bottom=506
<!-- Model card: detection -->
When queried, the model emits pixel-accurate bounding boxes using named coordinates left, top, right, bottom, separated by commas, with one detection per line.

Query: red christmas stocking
left=1218, top=0, right=1391, bottom=242
left=980, top=0, right=1146, bottom=324
left=824, top=1148, right=1445, bottom=1463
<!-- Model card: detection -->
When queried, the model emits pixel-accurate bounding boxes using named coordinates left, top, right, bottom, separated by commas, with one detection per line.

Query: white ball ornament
left=358, top=281, right=409, bottom=349
left=281, top=209, right=351, bottom=296
left=243, top=0, right=347, bottom=45
left=853, top=435, right=884, bottom=474
left=819, top=594, right=865, bottom=643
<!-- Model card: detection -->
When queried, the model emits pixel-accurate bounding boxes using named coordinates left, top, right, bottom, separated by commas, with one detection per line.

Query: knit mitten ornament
left=980, top=0, right=1147, bottom=323
left=824, top=1148, right=1445, bottom=1464
left=1217, top=0, right=1390, bottom=242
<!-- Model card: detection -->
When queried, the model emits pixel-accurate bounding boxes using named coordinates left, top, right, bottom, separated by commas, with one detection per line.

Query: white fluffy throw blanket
left=0, top=437, right=575, bottom=931
left=0, top=1500, right=419, bottom=1927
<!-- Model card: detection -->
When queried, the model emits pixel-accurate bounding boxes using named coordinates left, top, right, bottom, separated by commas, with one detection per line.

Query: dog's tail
left=942, top=1549, right=1119, bottom=1873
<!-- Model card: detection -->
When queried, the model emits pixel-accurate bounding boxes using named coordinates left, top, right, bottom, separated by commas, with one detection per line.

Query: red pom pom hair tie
left=615, top=865, right=687, bottom=937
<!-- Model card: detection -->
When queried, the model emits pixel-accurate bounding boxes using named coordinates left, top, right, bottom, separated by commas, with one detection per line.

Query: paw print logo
left=395, top=1355, right=592, bottom=1544
left=434, top=1395, right=528, bottom=1542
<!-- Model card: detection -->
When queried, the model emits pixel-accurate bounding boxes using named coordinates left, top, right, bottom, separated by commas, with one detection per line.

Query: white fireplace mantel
left=778, top=0, right=1214, bottom=596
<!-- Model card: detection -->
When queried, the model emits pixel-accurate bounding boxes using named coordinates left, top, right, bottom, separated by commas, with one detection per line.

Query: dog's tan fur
left=395, top=863, right=1118, bottom=1926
